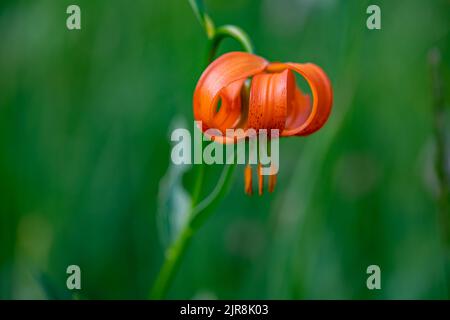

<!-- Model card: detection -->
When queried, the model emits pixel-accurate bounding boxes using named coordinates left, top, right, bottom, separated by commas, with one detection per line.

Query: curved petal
left=193, top=52, right=268, bottom=143
left=285, top=87, right=311, bottom=131
left=213, top=79, right=245, bottom=132
left=247, top=69, right=294, bottom=134
left=267, top=62, right=333, bottom=137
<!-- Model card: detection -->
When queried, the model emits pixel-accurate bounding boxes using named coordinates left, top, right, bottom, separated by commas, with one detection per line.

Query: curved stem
left=207, top=25, right=254, bottom=62
left=190, top=162, right=237, bottom=229
left=150, top=163, right=236, bottom=299
left=150, top=224, right=193, bottom=299
left=150, top=3, right=255, bottom=299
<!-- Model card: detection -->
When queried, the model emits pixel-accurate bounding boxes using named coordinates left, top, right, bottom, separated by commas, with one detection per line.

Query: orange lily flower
left=193, top=51, right=333, bottom=195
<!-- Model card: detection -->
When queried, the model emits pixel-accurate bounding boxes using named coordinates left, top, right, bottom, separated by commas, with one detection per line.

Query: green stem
left=207, top=25, right=254, bottom=62
left=151, top=163, right=236, bottom=299
left=150, top=224, right=193, bottom=299
left=190, top=162, right=237, bottom=229
left=190, top=161, right=205, bottom=205
left=150, top=1, right=254, bottom=299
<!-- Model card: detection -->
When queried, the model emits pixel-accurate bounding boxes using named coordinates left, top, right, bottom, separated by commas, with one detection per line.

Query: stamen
left=258, top=163, right=263, bottom=196
left=268, top=173, right=277, bottom=193
left=244, top=164, right=253, bottom=195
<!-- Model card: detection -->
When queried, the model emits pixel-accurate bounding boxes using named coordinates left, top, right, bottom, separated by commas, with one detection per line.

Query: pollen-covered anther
left=258, top=163, right=264, bottom=196
left=268, top=163, right=277, bottom=193
left=268, top=173, right=277, bottom=193
left=244, top=164, right=253, bottom=195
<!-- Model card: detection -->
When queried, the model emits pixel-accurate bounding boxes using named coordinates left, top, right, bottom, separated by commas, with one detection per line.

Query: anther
left=244, top=164, right=253, bottom=195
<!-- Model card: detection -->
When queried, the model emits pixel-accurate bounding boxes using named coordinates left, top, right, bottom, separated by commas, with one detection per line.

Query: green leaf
left=157, top=118, right=192, bottom=248
left=188, top=0, right=215, bottom=38
left=188, top=0, right=206, bottom=24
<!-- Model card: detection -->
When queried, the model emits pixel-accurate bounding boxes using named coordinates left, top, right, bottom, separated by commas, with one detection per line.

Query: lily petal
left=282, top=62, right=333, bottom=136
left=247, top=69, right=294, bottom=134
left=193, top=52, right=268, bottom=143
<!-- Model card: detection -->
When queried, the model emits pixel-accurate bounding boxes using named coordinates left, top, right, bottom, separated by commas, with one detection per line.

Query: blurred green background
left=1, top=0, right=450, bottom=299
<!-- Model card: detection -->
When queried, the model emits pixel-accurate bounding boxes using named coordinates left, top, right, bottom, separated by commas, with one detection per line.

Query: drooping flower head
left=193, top=52, right=333, bottom=195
